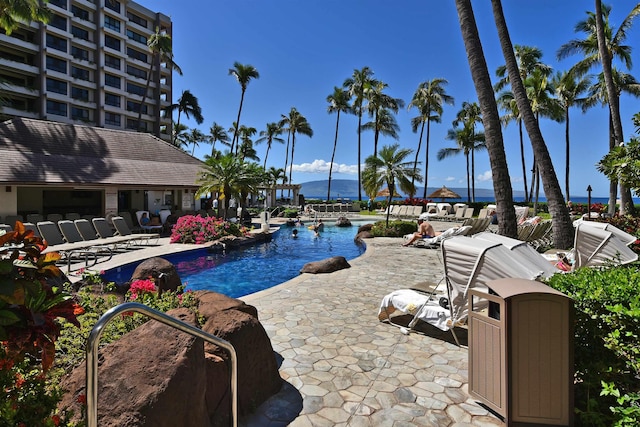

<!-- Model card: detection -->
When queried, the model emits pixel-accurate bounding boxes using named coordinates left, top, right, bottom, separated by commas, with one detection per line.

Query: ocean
left=307, top=195, right=620, bottom=205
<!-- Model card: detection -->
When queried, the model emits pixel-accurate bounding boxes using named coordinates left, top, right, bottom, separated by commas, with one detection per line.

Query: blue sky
left=137, top=0, right=640, bottom=198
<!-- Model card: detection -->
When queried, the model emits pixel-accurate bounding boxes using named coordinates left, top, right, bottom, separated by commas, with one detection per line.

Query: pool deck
left=75, top=216, right=503, bottom=426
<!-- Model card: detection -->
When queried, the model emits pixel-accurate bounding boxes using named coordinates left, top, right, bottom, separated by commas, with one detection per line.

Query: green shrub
left=546, top=265, right=640, bottom=426
left=370, top=220, right=416, bottom=237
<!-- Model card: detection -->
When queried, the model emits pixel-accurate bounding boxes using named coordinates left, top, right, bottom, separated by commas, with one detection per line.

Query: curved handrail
left=86, top=302, right=237, bottom=427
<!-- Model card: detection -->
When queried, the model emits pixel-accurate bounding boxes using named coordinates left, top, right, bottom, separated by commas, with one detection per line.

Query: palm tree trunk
left=137, top=61, right=155, bottom=133
left=231, top=90, right=245, bottom=154
left=411, top=121, right=425, bottom=198
left=465, top=153, right=471, bottom=202
left=423, top=119, right=432, bottom=199
left=564, top=108, right=570, bottom=201
left=282, top=132, right=291, bottom=199
left=327, top=112, right=341, bottom=201
left=357, top=112, right=363, bottom=202
left=455, top=0, right=517, bottom=238
left=518, top=120, right=529, bottom=202
left=491, top=0, right=573, bottom=248
left=288, top=133, right=297, bottom=199
left=471, top=149, right=476, bottom=202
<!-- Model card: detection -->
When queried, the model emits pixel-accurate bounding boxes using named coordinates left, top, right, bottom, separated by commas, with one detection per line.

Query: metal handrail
left=86, top=302, right=238, bottom=427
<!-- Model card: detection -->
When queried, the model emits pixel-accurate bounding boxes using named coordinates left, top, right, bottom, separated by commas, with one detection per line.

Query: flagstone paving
left=240, top=233, right=504, bottom=426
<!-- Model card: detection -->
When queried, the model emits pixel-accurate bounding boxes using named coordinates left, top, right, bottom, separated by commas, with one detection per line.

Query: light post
left=586, top=185, right=592, bottom=220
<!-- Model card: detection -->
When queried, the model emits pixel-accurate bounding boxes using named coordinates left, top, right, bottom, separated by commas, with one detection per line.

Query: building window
left=71, top=106, right=90, bottom=121
left=71, top=45, right=89, bottom=61
left=126, top=118, right=146, bottom=131
left=49, top=0, right=67, bottom=10
left=104, top=35, right=120, bottom=51
left=126, top=29, right=147, bottom=45
left=105, top=92, right=120, bottom=107
left=126, top=64, right=146, bottom=79
left=104, top=73, right=121, bottom=89
left=126, top=82, right=146, bottom=97
left=71, top=25, right=89, bottom=41
left=46, top=100, right=67, bottom=117
left=45, top=56, right=67, bottom=73
left=46, top=78, right=67, bottom=95
left=71, top=5, right=89, bottom=20
left=104, top=54, right=121, bottom=70
left=105, top=0, right=120, bottom=13
left=46, top=33, right=67, bottom=52
left=49, top=14, right=67, bottom=31
left=105, top=112, right=121, bottom=126
left=71, top=66, right=89, bottom=81
left=71, top=86, right=89, bottom=101
left=126, top=47, right=147, bottom=63
left=126, top=12, right=147, bottom=28
left=126, top=100, right=147, bottom=114
left=104, top=15, right=120, bottom=32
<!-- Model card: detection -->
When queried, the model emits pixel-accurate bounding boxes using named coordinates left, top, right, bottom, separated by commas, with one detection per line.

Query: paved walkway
left=240, top=226, right=503, bottom=426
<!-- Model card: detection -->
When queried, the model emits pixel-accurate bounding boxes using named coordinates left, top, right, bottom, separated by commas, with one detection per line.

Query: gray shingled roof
left=0, top=118, right=205, bottom=187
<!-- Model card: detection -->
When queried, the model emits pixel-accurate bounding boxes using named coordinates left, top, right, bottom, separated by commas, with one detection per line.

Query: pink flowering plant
left=127, top=278, right=157, bottom=302
left=169, top=215, right=249, bottom=244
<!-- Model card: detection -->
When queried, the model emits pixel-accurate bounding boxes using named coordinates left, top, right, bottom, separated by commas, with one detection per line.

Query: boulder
left=130, top=257, right=181, bottom=294
left=300, top=256, right=351, bottom=274
left=58, top=292, right=282, bottom=426
left=335, top=216, right=352, bottom=227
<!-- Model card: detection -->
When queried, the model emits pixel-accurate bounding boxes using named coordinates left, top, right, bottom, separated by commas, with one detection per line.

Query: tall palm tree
left=228, top=62, right=260, bottom=153
left=551, top=70, right=591, bottom=201
left=496, top=90, right=528, bottom=201
left=454, top=0, right=517, bottom=238
left=408, top=79, right=455, bottom=199
left=452, top=102, right=484, bottom=201
left=137, top=27, right=182, bottom=136
left=495, top=45, right=552, bottom=92
left=279, top=108, right=313, bottom=197
left=237, top=125, right=258, bottom=161
left=167, top=90, right=204, bottom=144
left=326, top=87, right=351, bottom=201
left=172, top=123, right=189, bottom=150
left=207, top=122, right=230, bottom=156
left=186, top=128, right=206, bottom=156
left=362, top=144, right=421, bottom=226
left=437, top=126, right=486, bottom=203
left=490, top=0, right=573, bottom=248
left=0, top=0, right=50, bottom=35
left=363, top=80, right=404, bottom=158
left=558, top=2, right=640, bottom=214
left=344, top=66, right=377, bottom=201
left=255, top=122, right=284, bottom=169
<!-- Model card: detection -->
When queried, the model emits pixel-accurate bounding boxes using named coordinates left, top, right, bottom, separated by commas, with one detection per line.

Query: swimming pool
left=103, top=223, right=369, bottom=298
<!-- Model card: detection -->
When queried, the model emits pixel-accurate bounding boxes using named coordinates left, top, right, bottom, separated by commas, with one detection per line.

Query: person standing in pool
left=292, top=229, right=299, bottom=238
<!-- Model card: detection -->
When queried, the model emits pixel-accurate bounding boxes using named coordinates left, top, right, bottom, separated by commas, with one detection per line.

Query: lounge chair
left=75, top=218, right=135, bottom=249
left=461, top=217, right=491, bottom=235
left=59, top=220, right=120, bottom=254
left=118, top=211, right=142, bottom=233
left=22, top=222, right=40, bottom=238
left=136, top=210, right=164, bottom=234
left=112, top=216, right=159, bottom=245
left=0, top=224, right=11, bottom=233
left=46, top=213, right=64, bottom=223
left=413, top=225, right=472, bottom=248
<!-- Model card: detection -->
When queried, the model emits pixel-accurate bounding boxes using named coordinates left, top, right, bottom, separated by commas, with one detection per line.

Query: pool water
left=103, top=223, right=368, bottom=298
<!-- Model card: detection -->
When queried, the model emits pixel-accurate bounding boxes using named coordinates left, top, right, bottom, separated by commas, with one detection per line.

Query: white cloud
left=445, top=176, right=456, bottom=182
left=477, top=170, right=492, bottom=182
left=293, top=159, right=360, bottom=175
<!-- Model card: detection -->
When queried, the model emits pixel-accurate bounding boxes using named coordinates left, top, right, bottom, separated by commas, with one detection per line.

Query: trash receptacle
left=468, top=278, right=574, bottom=426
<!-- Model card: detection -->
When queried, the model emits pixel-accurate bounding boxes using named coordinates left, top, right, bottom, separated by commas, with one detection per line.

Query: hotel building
left=0, top=0, right=173, bottom=140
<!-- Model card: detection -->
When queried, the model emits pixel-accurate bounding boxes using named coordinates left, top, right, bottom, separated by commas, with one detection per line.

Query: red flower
left=77, top=394, right=87, bottom=405
left=51, top=414, right=61, bottom=426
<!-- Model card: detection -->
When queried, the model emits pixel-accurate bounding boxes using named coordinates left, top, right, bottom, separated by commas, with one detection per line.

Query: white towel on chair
left=378, top=289, right=450, bottom=331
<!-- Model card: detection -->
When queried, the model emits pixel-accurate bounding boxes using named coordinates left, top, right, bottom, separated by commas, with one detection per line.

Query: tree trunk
left=327, top=112, right=341, bottom=201
left=466, top=153, right=471, bottom=202
left=411, top=120, right=425, bottom=198
left=564, top=107, right=570, bottom=201
left=231, top=90, right=245, bottom=154
left=518, top=120, right=529, bottom=202
left=491, top=0, right=573, bottom=248
left=357, top=112, right=363, bottom=202
left=423, top=119, right=432, bottom=199
left=455, top=0, right=517, bottom=238
left=282, top=132, right=291, bottom=198
left=288, top=132, right=297, bottom=198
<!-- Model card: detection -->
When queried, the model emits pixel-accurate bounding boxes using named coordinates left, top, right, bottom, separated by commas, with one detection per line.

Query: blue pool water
left=103, top=223, right=368, bottom=298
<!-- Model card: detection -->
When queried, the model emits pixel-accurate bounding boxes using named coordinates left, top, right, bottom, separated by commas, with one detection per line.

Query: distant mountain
left=299, top=179, right=519, bottom=200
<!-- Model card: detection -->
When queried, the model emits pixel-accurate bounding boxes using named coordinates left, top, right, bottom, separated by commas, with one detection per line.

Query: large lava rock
left=300, top=256, right=351, bottom=274
left=130, top=257, right=182, bottom=294
left=58, top=292, right=282, bottom=426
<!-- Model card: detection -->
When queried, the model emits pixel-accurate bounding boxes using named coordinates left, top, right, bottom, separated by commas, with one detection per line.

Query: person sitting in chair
left=140, top=212, right=151, bottom=226
left=403, top=219, right=440, bottom=247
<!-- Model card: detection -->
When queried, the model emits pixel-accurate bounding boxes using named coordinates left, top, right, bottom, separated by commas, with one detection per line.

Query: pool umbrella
left=377, top=188, right=402, bottom=198
left=427, top=186, right=461, bottom=201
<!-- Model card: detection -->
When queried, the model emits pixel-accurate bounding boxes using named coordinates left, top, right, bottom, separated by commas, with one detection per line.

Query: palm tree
left=326, top=87, right=351, bottom=201
left=172, top=123, right=189, bottom=150
left=186, top=128, right=206, bottom=156
left=437, top=125, right=486, bottom=202
left=137, top=27, right=182, bottom=136
left=551, top=70, right=591, bottom=201
left=408, top=79, right=455, bottom=199
left=0, top=0, right=50, bottom=35
left=454, top=0, right=517, bottom=238
left=237, top=126, right=258, bottom=161
left=495, top=45, right=552, bottom=92
left=452, top=102, right=484, bottom=202
left=490, top=0, right=573, bottom=248
left=279, top=108, right=313, bottom=197
left=496, top=90, right=528, bottom=201
left=255, top=122, right=284, bottom=169
left=167, top=90, right=204, bottom=145
left=228, top=62, right=260, bottom=153
left=363, top=80, right=404, bottom=158
left=362, top=144, right=421, bottom=226
left=344, top=66, right=377, bottom=201
left=558, top=2, right=640, bottom=214
left=207, top=122, right=230, bottom=156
